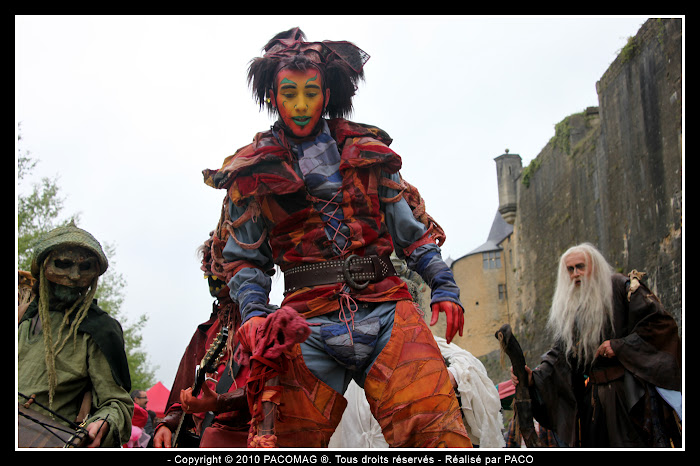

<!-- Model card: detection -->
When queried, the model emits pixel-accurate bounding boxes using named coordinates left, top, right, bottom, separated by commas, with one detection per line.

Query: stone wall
left=480, top=18, right=683, bottom=382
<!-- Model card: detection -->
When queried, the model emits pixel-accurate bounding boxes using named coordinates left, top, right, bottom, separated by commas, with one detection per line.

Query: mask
left=44, top=246, right=99, bottom=289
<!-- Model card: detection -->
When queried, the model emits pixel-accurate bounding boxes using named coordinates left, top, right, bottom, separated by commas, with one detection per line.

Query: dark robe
left=530, top=273, right=681, bottom=447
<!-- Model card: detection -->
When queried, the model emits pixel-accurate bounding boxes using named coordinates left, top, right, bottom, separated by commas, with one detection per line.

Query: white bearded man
left=512, top=243, right=682, bottom=447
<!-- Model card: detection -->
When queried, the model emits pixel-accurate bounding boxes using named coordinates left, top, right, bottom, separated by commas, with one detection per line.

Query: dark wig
left=247, top=27, right=368, bottom=119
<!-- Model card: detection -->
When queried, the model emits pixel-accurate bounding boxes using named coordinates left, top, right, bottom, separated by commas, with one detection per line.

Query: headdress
left=262, top=27, right=369, bottom=73
left=30, top=220, right=108, bottom=279
left=248, top=27, right=370, bottom=119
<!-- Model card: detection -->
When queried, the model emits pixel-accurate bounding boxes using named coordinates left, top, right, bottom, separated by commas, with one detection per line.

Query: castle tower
left=494, top=150, right=522, bottom=225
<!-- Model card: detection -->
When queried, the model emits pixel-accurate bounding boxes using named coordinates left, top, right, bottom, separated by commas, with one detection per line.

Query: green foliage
left=619, top=36, right=639, bottom=64
left=17, top=138, right=70, bottom=270
left=521, top=157, right=541, bottom=188
left=17, top=125, right=157, bottom=389
left=551, top=116, right=574, bottom=156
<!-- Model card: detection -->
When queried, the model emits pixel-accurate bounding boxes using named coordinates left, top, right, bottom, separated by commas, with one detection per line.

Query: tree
left=17, top=131, right=68, bottom=270
left=17, top=125, right=157, bottom=390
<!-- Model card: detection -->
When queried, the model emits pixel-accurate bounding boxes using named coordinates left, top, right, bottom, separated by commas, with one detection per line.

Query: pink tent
left=497, top=379, right=516, bottom=410
left=146, top=382, right=170, bottom=418
left=498, top=379, right=515, bottom=399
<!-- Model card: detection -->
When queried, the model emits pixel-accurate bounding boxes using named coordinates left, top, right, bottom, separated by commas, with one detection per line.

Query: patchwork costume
left=202, top=28, right=471, bottom=448
left=204, top=118, right=470, bottom=447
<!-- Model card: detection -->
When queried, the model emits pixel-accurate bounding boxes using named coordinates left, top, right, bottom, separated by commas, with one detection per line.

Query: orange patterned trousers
left=249, top=300, right=472, bottom=448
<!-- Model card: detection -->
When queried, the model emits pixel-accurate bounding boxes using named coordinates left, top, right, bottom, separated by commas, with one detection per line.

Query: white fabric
left=328, top=337, right=504, bottom=448
left=328, top=379, right=388, bottom=448
left=436, top=336, right=505, bottom=448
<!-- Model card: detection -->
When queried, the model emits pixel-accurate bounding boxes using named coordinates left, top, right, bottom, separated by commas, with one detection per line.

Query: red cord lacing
left=311, top=189, right=360, bottom=339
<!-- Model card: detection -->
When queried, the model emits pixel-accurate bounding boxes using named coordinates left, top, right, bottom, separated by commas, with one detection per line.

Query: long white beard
left=548, top=276, right=613, bottom=367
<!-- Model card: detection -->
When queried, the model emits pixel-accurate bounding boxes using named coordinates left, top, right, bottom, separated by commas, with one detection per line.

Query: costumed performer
left=203, top=27, right=470, bottom=448
left=18, top=221, right=132, bottom=447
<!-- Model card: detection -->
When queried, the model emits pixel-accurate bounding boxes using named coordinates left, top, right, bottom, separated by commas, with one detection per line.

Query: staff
left=495, top=324, right=541, bottom=448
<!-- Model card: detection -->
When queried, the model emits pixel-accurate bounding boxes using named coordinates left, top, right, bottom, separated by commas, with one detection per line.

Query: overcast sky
left=16, top=15, right=654, bottom=390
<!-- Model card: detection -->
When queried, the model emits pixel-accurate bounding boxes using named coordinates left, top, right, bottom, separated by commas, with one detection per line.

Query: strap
left=200, top=343, right=241, bottom=434
left=588, top=365, right=625, bottom=384
left=283, top=254, right=397, bottom=294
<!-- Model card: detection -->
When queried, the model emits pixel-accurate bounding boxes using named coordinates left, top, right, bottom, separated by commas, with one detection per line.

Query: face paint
left=270, top=67, right=329, bottom=139
left=44, top=246, right=99, bottom=289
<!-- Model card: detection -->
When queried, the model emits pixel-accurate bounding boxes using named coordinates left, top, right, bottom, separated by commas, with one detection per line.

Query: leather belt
left=588, top=365, right=625, bottom=384
left=283, top=254, right=397, bottom=294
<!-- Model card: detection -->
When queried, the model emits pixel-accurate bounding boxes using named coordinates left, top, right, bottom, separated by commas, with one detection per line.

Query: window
left=482, top=251, right=501, bottom=269
left=498, top=284, right=507, bottom=300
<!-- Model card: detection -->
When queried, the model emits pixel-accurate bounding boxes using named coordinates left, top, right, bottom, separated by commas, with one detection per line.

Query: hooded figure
left=18, top=222, right=132, bottom=448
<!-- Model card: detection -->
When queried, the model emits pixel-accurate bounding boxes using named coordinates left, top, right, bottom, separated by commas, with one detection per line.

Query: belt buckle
left=343, top=254, right=370, bottom=290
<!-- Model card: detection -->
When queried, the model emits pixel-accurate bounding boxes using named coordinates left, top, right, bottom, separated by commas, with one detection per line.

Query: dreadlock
left=37, top=257, right=99, bottom=410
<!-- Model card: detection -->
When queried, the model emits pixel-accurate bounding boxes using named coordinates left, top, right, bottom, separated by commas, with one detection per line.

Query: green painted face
left=270, top=68, right=329, bottom=138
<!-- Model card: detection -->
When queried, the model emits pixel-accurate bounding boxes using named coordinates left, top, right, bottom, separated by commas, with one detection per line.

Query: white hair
left=547, top=243, right=614, bottom=367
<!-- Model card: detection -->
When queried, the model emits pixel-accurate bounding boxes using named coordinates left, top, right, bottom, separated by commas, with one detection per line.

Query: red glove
left=430, top=301, right=464, bottom=344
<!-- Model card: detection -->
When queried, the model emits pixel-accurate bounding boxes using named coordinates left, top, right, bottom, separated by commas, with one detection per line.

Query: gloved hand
left=430, top=301, right=464, bottom=344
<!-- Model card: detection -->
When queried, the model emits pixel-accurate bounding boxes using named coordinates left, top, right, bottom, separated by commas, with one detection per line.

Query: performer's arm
left=380, top=172, right=464, bottom=343
left=222, top=199, right=277, bottom=323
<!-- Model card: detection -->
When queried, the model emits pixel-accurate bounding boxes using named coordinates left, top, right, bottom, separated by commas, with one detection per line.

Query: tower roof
left=463, top=211, right=513, bottom=257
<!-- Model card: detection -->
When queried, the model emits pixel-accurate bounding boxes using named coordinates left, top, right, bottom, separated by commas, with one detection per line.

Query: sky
left=16, top=15, right=654, bottom=390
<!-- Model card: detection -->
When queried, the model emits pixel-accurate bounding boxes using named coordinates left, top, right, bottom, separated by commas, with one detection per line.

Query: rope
left=338, top=288, right=358, bottom=343
left=18, top=409, right=78, bottom=444
left=311, top=188, right=362, bottom=339
left=18, top=392, right=89, bottom=448
left=18, top=392, right=81, bottom=429
left=310, top=190, right=351, bottom=258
